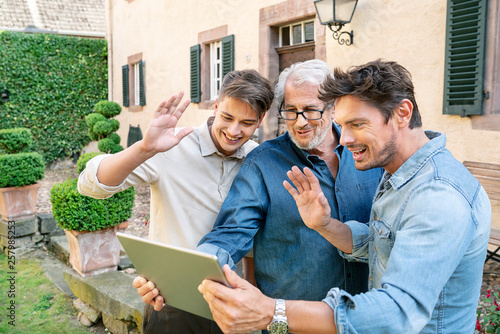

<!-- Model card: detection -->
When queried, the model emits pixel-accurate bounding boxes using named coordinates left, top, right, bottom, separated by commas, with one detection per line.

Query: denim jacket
left=198, top=126, right=383, bottom=302
left=324, top=131, right=491, bottom=334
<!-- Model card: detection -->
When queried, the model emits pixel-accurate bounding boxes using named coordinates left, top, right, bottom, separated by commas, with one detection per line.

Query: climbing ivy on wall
left=0, top=31, right=108, bottom=164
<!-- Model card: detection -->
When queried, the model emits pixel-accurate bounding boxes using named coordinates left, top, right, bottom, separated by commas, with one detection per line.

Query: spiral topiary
left=85, top=100, right=124, bottom=154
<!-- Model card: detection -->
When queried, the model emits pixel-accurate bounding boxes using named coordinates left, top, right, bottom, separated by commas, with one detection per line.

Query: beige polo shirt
left=78, top=117, right=257, bottom=249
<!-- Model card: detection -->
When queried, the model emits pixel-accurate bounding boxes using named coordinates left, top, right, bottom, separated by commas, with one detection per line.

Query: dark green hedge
left=0, top=128, right=33, bottom=154
left=0, top=31, right=108, bottom=164
left=0, top=152, right=46, bottom=187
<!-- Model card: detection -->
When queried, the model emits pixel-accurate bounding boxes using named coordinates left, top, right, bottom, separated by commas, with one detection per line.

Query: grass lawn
left=0, top=251, right=97, bottom=334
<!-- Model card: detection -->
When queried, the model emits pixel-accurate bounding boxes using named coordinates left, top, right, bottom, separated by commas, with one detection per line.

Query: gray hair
left=275, top=59, right=334, bottom=107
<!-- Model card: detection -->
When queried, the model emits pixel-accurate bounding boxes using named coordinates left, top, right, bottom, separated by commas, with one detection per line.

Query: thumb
left=223, top=264, right=247, bottom=289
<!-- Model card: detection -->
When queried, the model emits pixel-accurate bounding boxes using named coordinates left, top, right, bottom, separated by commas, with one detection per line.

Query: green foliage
left=97, top=137, right=116, bottom=153
left=109, top=119, right=120, bottom=132
left=93, top=120, right=113, bottom=137
left=85, top=113, right=106, bottom=129
left=0, top=253, right=91, bottom=334
left=94, top=100, right=121, bottom=118
left=76, top=151, right=103, bottom=173
left=0, top=152, right=45, bottom=187
left=50, top=178, right=134, bottom=231
left=0, top=128, right=33, bottom=153
left=87, top=100, right=123, bottom=153
left=110, top=144, right=124, bottom=154
left=477, top=288, right=500, bottom=333
left=109, top=132, right=121, bottom=145
left=0, top=31, right=108, bottom=164
left=50, top=152, right=134, bottom=231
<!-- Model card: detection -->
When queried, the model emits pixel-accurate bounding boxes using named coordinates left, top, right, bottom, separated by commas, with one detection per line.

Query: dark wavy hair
left=319, top=59, right=422, bottom=129
left=218, top=69, right=275, bottom=119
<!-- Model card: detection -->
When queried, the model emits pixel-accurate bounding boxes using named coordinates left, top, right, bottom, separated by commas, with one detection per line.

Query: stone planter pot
left=65, top=221, right=129, bottom=277
left=0, top=183, right=41, bottom=221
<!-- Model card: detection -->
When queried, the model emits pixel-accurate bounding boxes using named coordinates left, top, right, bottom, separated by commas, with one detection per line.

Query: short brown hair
left=218, top=69, right=275, bottom=119
left=320, top=59, right=422, bottom=128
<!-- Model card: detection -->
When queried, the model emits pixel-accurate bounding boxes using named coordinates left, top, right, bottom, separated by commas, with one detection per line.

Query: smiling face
left=334, top=95, right=400, bottom=173
left=211, top=97, right=263, bottom=156
left=283, top=81, right=333, bottom=151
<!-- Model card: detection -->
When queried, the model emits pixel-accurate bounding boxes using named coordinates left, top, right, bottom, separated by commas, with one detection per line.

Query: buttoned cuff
left=338, top=220, right=369, bottom=263
left=196, top=243, right=237, bottom=271
left=322, top=288, right=357, bottom=334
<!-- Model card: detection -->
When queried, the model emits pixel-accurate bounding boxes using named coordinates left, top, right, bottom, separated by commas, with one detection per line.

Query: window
left=279, top=19, right=315, bottom=47
left=122, top=52, right=146, bottom=111
left=190, top=25, right=234, bottom=107
left=210, top=41, right=222, bottom=100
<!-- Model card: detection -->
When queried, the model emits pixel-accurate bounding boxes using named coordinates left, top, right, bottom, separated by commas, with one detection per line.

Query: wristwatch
left=267, top=299, right=288, bottom=334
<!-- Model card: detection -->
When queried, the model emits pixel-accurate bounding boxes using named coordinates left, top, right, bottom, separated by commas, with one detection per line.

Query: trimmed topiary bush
left=50, top=152, right=134, bottom=232
left=0, top=153, right=45, bottom=188
left=94, top=100, right=121, bottom=118
left=0, top=128, right=45, bottom=188
left=86, top=100, right=124, bottom=154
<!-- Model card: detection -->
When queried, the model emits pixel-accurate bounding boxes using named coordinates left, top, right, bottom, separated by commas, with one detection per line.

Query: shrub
left=477, top=287, right=500, bottom=333
left=94, top=100, right=121, bottom=118
left=50, top=152, right=134, bottom=232
left=0, top=152, right=45, bottom=187
left=108, top=133, right=121, bottom=145
left=87, top=100, right=124, bottom=154
left=97, top=138, right=115, bottom=153
left=109, top=119, right=120, bottom=132
left=76, top=152, right=103, bottom=174
left=0, top=128, right=33, bottom=154
left=93, top=120, right=113, bottom=137
left=85, top=113, right=107, bottom=129
left=50, top=179, right=134, bottom=231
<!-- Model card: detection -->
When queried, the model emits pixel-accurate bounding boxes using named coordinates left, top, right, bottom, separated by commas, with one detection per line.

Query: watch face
left=268, top=320, right=288, bottom=334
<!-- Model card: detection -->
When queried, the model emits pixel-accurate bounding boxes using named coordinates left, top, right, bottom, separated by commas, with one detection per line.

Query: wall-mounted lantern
left=314, top=0, right=358, bottom=46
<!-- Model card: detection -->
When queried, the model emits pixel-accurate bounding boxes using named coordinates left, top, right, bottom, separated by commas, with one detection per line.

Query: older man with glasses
left=196, top=59, right=383, bottom=334
left=141, top=59, right=383, bottom=334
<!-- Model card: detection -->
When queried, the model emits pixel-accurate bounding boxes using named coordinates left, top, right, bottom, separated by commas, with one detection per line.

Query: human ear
left=396, top=99, right=413, bottom=128
left=213, top=98, right=218, bottom=116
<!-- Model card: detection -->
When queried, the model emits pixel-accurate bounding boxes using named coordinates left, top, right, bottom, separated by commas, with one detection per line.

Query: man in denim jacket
left=198, top=60, right=491, bottom=334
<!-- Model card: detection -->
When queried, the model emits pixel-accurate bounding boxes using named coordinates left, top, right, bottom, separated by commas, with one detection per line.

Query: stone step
left=63, top=268, right=144, bottom=332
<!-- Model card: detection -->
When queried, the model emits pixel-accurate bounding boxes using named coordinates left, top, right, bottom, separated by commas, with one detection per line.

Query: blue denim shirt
left=324, top=131, right=491, bottom=334
left=197, top=126, right=383, bottom=302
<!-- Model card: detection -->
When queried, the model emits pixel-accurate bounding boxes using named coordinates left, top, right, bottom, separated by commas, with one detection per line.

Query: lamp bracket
left=327, top=22, right=353, bottom=46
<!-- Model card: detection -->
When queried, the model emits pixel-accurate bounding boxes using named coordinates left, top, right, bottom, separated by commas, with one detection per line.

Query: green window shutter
left=190, top=44, right=201, bottom=103
left=221, top=34, right=235, bottom=80
left=122, top=65, right=129, bottom=107
left=443, top=0, right=487, bottom=116
left=139, top=60, right=146, bottom=106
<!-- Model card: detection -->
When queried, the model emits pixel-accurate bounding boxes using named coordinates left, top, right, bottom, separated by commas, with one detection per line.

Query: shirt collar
left=199, top=116, right=257, bottom=159
left=387, top=131, right=446, bottom=189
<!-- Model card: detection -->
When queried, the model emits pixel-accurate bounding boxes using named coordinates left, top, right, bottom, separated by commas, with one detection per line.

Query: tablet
left=116, top=232, right=230, bottom=320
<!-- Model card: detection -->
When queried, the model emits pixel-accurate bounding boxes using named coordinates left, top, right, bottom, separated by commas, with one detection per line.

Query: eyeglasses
left=278, top=102, right=328, bottom=121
